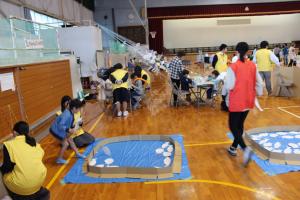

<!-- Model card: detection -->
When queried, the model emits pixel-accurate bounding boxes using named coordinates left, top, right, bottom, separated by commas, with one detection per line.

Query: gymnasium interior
left=1, top=0, right=300, bottom=199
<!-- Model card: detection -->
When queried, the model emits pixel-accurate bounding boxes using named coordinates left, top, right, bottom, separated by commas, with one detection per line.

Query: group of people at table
left=168, top=41, right=281, bottom=167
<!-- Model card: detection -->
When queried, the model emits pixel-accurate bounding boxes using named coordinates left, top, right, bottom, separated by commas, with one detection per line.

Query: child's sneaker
left=56, top=158, right=68, bottom=164
left=227, top=146, right=237, bottom=156
left=76, top=153, right=86, bottom=159
left=117, top=111, right=122, bottom=117
left=243, top=147, right=253, bottom=167
left=123, top=111, right=129, bottom=117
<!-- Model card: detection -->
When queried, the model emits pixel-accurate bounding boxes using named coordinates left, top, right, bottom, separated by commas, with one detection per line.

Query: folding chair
left=275, top=73, right=293, bottom=98
left=168, top=79, right=190, bottom=107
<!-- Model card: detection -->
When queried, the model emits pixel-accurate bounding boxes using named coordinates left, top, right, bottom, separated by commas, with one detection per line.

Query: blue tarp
left=227, top=133, right=300, bottom=176
left=64, top=135, right=191, bottom=183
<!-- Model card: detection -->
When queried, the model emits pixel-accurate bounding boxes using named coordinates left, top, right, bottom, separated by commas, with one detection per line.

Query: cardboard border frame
left=82, top=135, right=182, bottom=179
left=244, top=126, right=300, bottom=165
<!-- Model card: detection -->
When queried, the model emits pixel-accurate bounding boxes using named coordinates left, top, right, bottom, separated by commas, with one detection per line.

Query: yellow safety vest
left=3, top=136, right=46, bottom=195
left=56, top=110, right=84, bottom=138
left=111, top=69, right=129, bottom=90
left=215, top=52, right=228, bottom=73
left=255, top=49, right=272, bottom=71
left=141, top=70, right=151, bottom=86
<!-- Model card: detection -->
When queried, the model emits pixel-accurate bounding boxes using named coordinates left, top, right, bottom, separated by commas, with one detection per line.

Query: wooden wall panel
left=19, top=60, right=73, bottom=125
left=0, top=68, right=22, bottom=140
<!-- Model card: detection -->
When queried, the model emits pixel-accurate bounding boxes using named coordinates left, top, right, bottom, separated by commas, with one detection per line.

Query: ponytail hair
left=236, top=42, right=249, bottom=63
left=13, top=121, right=36, bottom=147
left=61, top=95, right=72, bottom=112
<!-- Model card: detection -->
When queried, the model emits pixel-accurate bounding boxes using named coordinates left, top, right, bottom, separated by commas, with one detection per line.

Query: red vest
left=229, top=60, right=257, bottom=112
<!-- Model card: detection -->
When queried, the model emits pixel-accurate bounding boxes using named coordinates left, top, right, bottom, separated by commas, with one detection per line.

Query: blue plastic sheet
left=64, top=135, right=191, bottom=183
left=227, top=132, right=300, bottom=176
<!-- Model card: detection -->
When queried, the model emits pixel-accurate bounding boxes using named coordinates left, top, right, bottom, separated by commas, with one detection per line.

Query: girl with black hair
left=55, top=96, right=95, bottom=148
left=1, top=121, right=49, bottom=200
left=212, top=44, right=228, bottom=73
left=50, top=99, right=86, bottom=164
left=225, top=42, right=263, bottom=167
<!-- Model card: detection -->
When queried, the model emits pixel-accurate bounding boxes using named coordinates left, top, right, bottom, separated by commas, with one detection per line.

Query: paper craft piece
left=278, top=132, right=288, bottom=136
left=263, top=142, right=272, bottom=147
left=284, top=148, right=292, bottom=154
left=274, top=142, right=281, bottom=149
left=104, top=158, right=114, bottom=165
left=163, top=152, right=172, bottom=157
left=259, top=139, right=269, bottom=145
left=107, top=165, right=119, bottom=168
left=258, top=133, right=268, bottom=137
left=102, top=146, right=112, bottom=156
left=294, top=149, right=300, bottom=154
left=164, top=157, right=171, bottom=167
left=265, top=147, right=273, bottom=151
left=288, top=143, right=298, bottom=149
left=162, top=142, right=170, bottom=149
left=0, top=73, right=15, bottom=92
left=282, top=135, right=294, bottom=139
left=270, top=134, right=278, bottom=138
left=295, top=135, right=300, bottom=139
left=167, top=146, right=174, bottom=153
left=96, top=164, right=104, bottom=168
left=89, top=159, right=96, bottom=166
left=272, top=149, right=282, bottom=153
left=155, top=148, right=164, bottom=154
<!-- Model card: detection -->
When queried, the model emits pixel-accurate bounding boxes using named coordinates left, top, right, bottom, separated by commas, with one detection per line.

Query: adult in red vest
left=225, top=42, right=263, bottom=167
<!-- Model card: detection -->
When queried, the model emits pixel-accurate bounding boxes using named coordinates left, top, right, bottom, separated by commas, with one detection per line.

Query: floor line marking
left=184, top=141, right=232, bottom=147
left=144, top=179, right=281, bottom=200
left=277, top=105, right=300, bottom=109
left=46, top=112, right=105, bottom=189
left=278, top=108, right=300, bottom=119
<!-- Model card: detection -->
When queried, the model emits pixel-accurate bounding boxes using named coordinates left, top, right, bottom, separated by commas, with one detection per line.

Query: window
left=28, top=9, right=64, bottom=27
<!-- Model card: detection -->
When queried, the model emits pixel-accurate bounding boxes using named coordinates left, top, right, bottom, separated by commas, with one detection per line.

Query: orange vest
left=229, top=60, right=256, bottom=112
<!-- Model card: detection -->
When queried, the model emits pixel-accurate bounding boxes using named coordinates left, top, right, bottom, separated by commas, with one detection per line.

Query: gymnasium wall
left=163, top=14, right=300, bottom=49
left=0, top=0, right=93, bottom=23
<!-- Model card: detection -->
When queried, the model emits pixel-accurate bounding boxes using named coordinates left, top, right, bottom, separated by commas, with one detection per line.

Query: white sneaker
left=123, top=111, right=129, bottom=117
left=117, top=111, right=122, bottom=117
left=243, top=147, right=253, bottom=167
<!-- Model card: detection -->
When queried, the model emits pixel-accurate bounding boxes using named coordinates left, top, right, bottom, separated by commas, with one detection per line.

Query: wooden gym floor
left=41, top=70, right=300, bottom=200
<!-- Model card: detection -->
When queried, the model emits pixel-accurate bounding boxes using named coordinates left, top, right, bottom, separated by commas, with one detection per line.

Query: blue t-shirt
left=50, top=109, right=74, bottom=140
left=283, top=47, right=289, bottom=55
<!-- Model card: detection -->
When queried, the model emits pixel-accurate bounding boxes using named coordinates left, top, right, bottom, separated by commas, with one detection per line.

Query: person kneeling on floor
left=109, top=63, right=130, bottom=117
left=57, top=96, right=95, bottom=148
left=50, top=99, right=86, bottom=164
left=1, top=121, right=49, bottom=200
left=130, top=72, right=144, bottom=110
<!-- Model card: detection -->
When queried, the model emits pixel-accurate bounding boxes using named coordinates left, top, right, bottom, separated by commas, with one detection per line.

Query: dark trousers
left=6, top=187, right=50, bottom=200
left=229, top=111, right=249, bottom=150
left=288, top=59, right=296, bottom=67
left=171, top=78, right=180, bottom=103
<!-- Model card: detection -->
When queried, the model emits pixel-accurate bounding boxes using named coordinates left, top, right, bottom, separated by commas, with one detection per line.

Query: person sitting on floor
left=57, top=96, right=95, bottom=148
left=1, top=121, right=50, bottom=200
left=130, top=72, right=144, bottom=110
left=179, top=69, right=193, bottom=101
left=50, top=99, right=86, bottom=164
left=109, top=63, right=130, bottom=117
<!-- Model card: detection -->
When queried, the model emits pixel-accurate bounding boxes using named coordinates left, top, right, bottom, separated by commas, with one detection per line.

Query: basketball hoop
left=150, top=31, right=157, bottom=39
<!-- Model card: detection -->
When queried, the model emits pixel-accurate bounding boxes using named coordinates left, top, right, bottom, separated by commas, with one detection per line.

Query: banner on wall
left=24, top=39, right=44, bottom=49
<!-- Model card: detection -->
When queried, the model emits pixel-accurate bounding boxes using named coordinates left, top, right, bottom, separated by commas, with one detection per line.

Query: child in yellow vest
left=109, top=63, right=130, bottom=117
left=212, top=44, right=228, bottom=73
left=1, top=121, right=49, bottom=199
